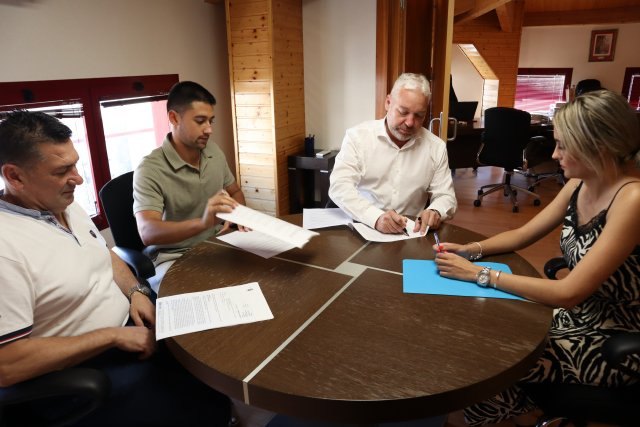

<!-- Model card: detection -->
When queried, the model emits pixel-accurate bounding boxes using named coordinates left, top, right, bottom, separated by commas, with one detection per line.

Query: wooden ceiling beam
left=497, top=0, right=524, bottom=33
left=524, top=6, right=640, bottom=26
left=454, top=0, right=513, bottom=25
left=496, top=2, right=515, bottom=32
left=454, top=0, right=475, bottom=16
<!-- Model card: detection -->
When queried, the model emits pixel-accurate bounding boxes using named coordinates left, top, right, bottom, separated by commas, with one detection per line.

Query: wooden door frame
left=375, top=0, right=453, bottom=140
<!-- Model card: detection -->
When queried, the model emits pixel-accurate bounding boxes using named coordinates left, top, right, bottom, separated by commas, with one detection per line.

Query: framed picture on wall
left=589, top=29, right=618, bottom=62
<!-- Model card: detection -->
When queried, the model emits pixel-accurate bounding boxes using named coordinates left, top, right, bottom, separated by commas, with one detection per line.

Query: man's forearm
left=138, top=217, right=209, bottom=246
left=110, top=250, right=141, bottom=295
left=230, top=189, right=246, bottom=205
left=0, top=329, right=117, bottom=387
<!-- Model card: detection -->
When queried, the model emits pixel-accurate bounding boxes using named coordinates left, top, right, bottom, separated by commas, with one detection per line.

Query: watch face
left=477, top=268, right=490, bottom=286
left=138, top=285, right=151, bottom=296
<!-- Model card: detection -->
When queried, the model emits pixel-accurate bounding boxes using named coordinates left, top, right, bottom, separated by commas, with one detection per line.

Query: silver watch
left=127, top=283, right=151, bottom=301
left=476, top=267, right=492, bottom=287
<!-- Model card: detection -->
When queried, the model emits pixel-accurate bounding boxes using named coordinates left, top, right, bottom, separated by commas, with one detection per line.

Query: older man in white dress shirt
left=329, top=73, right=457, bottom=234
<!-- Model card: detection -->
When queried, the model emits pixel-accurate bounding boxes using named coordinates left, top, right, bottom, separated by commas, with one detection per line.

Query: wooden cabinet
left=225, top=0, right=305, bottom=216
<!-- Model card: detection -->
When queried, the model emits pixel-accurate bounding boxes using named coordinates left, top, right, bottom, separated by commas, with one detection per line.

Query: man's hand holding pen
left=375, top=210, right=409, bottom=234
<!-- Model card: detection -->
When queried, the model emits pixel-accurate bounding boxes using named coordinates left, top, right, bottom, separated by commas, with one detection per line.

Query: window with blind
left=514, top=68, right=573, bottom=116
left=0, top=75, right=178, bottom=228
left=622, top=67, right=640, bottom=110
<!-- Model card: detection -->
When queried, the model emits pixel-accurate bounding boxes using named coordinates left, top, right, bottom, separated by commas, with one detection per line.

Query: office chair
left=473, top=107, right=541, bottom=212
left=0, top=368, right=110, bottom=427
left=99, top=171, right=155, bottom=280
left=521, top=135, right=565, bottom=192
left=575, top=79, right=602, bottom=96
left=522, top=257, right=640, bottom=427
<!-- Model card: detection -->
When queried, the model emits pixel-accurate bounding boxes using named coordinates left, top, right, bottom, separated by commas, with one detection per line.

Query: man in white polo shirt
left=0, top=111, right=231, bottom=426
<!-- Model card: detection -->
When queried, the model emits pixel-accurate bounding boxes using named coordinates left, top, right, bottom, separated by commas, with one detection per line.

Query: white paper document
left=302, top=208, right=352, bottom=229
left=217, top=204, right=318, bottom=248
left=217, top=230, right=296, bottom=258
left=352, top=219, right=429, bottom=242
left=155, top=282, right=274, bottom=340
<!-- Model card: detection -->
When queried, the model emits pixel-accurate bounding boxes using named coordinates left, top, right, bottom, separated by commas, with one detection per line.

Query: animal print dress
left=464, top=181, right=640, bottom=426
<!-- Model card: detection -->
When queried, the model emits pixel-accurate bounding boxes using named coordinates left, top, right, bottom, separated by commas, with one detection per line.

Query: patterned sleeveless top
left=557, top=181, right=640, bottom=332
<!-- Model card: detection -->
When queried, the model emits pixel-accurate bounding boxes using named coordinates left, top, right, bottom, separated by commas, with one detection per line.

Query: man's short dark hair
left=0, top=110, right=73, bottom=168
left=166, top=81, right=217, bottom=114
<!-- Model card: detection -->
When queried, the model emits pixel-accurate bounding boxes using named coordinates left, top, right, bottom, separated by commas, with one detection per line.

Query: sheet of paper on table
left=302, top=208, right=353, bottom=229
left=352, top=219, right=428, bottom=242
left=217, top=229, right=296, bottom=258
left=156, top=282, right=274, bottom=340
left=217, top=204, right=318, bottom=248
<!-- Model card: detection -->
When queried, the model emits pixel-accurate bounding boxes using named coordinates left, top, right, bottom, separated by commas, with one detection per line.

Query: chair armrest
left=602, top=332, right=640, bottom=380
left=544, top=257, right=568, bottom=279
left=0, top=368, right=110, bottom=427
left=112, top=246, right=155, bottom=279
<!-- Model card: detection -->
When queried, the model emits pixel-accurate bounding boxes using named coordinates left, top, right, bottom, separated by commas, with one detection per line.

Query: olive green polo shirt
left=133, top=134, right=236, bottom=258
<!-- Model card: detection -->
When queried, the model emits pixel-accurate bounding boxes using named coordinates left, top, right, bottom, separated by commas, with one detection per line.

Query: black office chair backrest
left=478, top=107, right=531, bottom=171
left=99, top=171, right=145, bottom=252
left=575, top=79, right=602, bottom=96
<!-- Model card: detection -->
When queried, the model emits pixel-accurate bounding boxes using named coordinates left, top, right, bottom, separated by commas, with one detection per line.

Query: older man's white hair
left=390, top=73, right=431, bottom=99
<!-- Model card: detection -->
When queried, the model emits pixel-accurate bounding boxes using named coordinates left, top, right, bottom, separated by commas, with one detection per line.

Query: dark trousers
left=72, top=342, right=231, bottom=426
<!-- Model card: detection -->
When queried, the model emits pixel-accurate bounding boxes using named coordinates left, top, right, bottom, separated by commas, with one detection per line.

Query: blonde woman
left=435, top=90, right=640, bottom=425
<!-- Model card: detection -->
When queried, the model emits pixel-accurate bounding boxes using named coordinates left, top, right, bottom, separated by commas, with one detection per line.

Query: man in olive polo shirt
left=133, top=81, right=246, bottom=293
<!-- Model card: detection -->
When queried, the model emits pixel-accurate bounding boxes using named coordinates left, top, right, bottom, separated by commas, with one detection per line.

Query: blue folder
left=402, top=259, right=524, bottom=301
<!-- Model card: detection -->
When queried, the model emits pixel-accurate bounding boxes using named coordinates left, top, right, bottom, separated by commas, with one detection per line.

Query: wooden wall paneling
left=229, top=0, right=268, bottom=16
left=453, top=4, right=525, bottom=108
left=226, top=0, right=305, bottom=216
left=272, top=0, right=305, bottom=216
left=235, top=105, right=272, bottom=118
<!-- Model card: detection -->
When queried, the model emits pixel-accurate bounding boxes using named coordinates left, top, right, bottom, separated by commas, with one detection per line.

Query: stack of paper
left=216, top=205, right=319, bottom=258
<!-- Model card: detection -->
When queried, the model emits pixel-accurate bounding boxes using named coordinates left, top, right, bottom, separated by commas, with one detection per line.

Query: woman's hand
left=434, top=251, right=483, bottom=282
left=431, top=242, right=481, bottom=260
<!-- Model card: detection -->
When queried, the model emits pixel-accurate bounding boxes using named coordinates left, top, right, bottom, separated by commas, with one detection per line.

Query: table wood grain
left=160, top=219, right=552, bottom=423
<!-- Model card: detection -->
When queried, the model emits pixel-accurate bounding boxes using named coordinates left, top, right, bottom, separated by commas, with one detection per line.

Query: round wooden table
left=159, top=218, right=552, bottom=424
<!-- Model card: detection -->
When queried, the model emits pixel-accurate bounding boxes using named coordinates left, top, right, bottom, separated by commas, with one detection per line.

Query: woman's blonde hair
left=553, top=90, right=640, bottom=172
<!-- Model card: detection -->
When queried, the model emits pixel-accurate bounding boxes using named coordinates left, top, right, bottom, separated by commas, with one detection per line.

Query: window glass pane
left=0, top=104, right=98, bottom=217
left=101, top=99, right=169, bottom=179
left=515, top=74, right=566, bottom=116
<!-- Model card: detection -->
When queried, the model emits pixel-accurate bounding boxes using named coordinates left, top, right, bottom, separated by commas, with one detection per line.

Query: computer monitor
left=451, top=101, right=478, bottom=122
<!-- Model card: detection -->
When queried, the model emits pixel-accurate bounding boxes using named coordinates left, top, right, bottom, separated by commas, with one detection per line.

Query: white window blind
left=515, top=74, right=567, bottom=115
left=627, top=74, right=640, bottom=109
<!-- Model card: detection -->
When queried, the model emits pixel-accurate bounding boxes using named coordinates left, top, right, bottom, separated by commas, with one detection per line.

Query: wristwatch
left=127, top=283, right=152, bottom=302
left=476, top=267, right=492, bottom=287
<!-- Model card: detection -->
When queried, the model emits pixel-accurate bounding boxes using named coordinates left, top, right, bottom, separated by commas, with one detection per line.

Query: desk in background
left=288, top=151, right=337, bottom=213
left=160, top=218, right=552, bottom=425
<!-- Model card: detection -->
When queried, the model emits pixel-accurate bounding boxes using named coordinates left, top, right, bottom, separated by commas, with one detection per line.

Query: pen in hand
left=434, top=232, right=446, bottom=253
